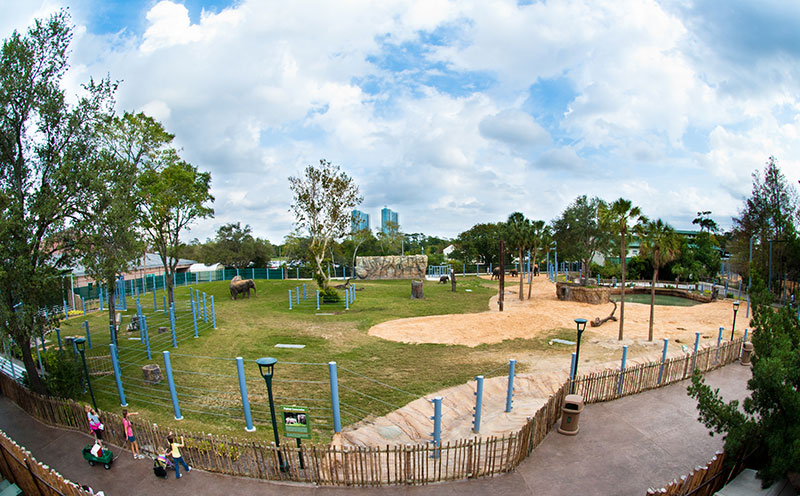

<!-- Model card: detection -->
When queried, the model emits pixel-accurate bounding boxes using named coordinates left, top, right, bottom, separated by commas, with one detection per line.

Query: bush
left=320, top=287, right=341, bottom=303
left=43, top=350, right=84, bottom=399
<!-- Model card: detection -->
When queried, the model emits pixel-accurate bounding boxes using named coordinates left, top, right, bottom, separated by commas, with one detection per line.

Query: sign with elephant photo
left=281, top=405, right=310, bottom=439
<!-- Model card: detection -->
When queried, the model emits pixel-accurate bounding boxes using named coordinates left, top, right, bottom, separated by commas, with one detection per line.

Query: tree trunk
left=411, top=280, right=424, bottom=299
left=649, top=257, right=658, bottom=341
left=528, top=254, right=536, bottom=299
left=450, top=270, right=456, bottom=292
left=499, top=240, right=505, bottom=312
left=619, top=232, right=626, bottom=341
left=518, top=248, right=524, bottom=300
left=19, top=337, right=46, bottom=394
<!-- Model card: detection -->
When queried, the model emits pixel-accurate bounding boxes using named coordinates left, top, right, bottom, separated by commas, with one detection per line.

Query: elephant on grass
left=230, top=278, right=257, bottom=300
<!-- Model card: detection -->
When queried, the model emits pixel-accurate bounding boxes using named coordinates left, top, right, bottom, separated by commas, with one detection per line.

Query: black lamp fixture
left=731, top=300, right=739, bottom=341
left=75, top=337, right=97, bottom=411
left=257, top=357, right=287, bottom=472
left=571, top=318, right=588, bottom=393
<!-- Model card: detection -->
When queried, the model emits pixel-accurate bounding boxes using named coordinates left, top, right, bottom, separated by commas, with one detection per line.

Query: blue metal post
left=473, top=375, right=484, bottom=433
left=316, top=290, right=320, bottom=310
left=715, top=326, right=723, bottom=363
left=109, top=324, right=116, bottom=347
left=84, top=321, right=92, bottom=350
left=296, top=287, right=300, bottom=305
left=743, top=328, right=748, bottom=342
left=82, top=297, right=86, bottom=316
left=203, top=292, right=208, bottom=322
left=143, top=315, right=151, bottom=360
left=170, top=303, right=177, bottom=348
left=63, top=300, right=69, bottom=320
left=55, top=328, right=62, bottom=351
left=658, top=338, right=669, bottom=384
left=163, top=296, right=167, bottom=316
left=110, top=344, right=127, bottom=407
left=288, top=290, right=293, bottom=310
left=328, top=361, right=342, bottom=433
left=505, top=359, right=516, bottom=412
left=99, top=286, right=104, bottom=312
left=162, top=351, right=183, bottom=420
left=191, top=296, right=198, bottom=338
left=303, top=284, right=307, bottom=300
left=692, top=332, right=700, bottom=372
left=617, top=345, right=628, bottom=395
left=211, top=296, right=216, bottom=329
left=430, top=397, right=442, bottom=458
left=569, top=352, right=577, bottom=382
left=296, top=267, right=299, bottom=279
left=236, top=357, right=256, bottom=432
left=345, top=292, right=349, bottom=310
left=153, top=288, right=157, bottom=311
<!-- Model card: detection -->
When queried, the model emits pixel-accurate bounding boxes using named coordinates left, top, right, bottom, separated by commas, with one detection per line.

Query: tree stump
left=142, top=364, right=163, bottom=385
left=158, top=327, right=168, bottom=334
left=450, top=270, right=456, bottom=292
left=411, top=280, right=424, bottom=299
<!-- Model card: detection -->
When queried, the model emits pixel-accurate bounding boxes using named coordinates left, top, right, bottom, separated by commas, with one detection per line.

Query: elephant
left=230, top=278, right=257, bottom=300
left=491, top=267, right=502, bottom=280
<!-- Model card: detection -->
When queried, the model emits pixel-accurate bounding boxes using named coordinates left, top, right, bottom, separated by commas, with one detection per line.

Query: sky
left=2, top=0, right=800, bottom=244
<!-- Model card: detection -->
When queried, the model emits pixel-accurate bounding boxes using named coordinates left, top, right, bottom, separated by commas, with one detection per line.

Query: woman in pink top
left=121, top=409, right=142, bottom=459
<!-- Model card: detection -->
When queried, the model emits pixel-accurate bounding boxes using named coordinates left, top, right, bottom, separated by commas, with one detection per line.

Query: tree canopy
left=552, top=195, right=609, bottom=284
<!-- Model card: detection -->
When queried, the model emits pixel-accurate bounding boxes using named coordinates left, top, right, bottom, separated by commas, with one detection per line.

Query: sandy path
left=370, top=276, right=741, bottom=347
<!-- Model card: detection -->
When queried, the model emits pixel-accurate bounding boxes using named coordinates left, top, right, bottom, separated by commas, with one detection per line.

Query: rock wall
left=556, top=282, right=610, bottom=304
left=355, top=255, right=428, bottom=280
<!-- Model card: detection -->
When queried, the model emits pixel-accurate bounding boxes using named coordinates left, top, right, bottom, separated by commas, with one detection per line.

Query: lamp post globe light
left=257, top=357, right=288, bottom=472
left=571, top=318, right=588, bottom=394
left=75, top=337, right=97, bottom=411
left=731, top=300, right=739, bottom=341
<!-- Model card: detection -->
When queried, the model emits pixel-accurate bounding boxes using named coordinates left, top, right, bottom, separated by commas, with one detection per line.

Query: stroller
left=153, top=450, right=174, bottom=478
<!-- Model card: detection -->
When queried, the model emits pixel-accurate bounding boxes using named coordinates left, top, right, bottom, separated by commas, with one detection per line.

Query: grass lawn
left=55, top=276, right=564, bottom=443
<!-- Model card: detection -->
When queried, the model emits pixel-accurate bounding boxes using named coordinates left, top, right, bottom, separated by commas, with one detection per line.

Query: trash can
left=558, top=394, right=584, bottom=435
left=741, top=342, right=754, bottom=366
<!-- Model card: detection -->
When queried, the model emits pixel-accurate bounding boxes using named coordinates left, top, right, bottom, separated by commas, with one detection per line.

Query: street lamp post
left=257, top=357, right=288, bottom=472
left=731, top=301, right=739, bottom=341
left=75, top=337, right=97, bottom=411
left=571, top=318, right=588, bottom=394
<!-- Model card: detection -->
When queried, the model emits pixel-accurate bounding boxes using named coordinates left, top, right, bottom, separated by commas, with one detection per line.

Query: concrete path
left=0, top=364, right=751, bottom=495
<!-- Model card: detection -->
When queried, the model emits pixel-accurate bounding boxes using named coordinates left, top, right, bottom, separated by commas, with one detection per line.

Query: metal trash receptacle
left=741, top=342, right=754, bottom=365
left=557, top=394, right=584, bottom=435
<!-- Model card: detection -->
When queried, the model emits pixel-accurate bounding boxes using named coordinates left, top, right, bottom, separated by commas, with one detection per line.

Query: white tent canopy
left=188, top=263, right=224, bottom=281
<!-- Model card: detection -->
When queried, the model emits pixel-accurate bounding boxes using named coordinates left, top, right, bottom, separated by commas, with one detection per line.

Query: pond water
left=611, top=293, right=702, bottom=307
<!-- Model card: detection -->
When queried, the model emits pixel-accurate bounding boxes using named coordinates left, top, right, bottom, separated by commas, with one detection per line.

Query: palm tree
left=505, top=212, right=531, bottom=300
left=637, top=219, right=681, bottom=341
left=599, top=199, right=645, bottom=341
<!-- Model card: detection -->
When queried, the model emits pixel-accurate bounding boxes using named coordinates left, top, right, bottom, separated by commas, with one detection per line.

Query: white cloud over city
left=2, top=0, right=799, bottom=242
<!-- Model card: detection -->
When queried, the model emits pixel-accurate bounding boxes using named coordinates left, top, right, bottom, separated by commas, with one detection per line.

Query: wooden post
left=449, top=269, right=456, bottom=292
left=499, top=240, right=505, bottom=312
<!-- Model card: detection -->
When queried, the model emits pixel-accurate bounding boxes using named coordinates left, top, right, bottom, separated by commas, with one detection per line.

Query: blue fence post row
left=109, top=343, right=127, bottom=407
left=657, top=338, right=669, bottom=384
left=162, top=351, right=183, bottom=420
left=328, top=361, right=342, bottom=433
left=505, top=359, right=516, bottom=412
left=211, top=295, right=217, bottom=329
left=84, top=321, right=92, bottom=350
left=473, top=375, right=484, bottom=433
left=617, top=345, right=628, bottom=395
left=236, top=357, right=256, bottom=432
left=430, top=396, right=442, bottom=459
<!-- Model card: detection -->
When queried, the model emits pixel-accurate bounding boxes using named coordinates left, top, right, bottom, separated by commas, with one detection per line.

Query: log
left=142, top=364, right=163, bottom=385
left=590, top=300, right=618, bottom=327
left=411, top=281, right=424, bottom=299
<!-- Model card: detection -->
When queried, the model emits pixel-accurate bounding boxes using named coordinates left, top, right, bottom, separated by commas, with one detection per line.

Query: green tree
left=688, top=278, right=800, bottom=488
left=205, top=223, right=271, bottom=268
left=505, top=212, right=531, bottom=300
left=138, top=151, right=214, bottom=305
left=552, top=196, right=610, bottom=285
left=527, top=220, right=551, bottom=298
left=599, top=198, right=645, bottom=340
left=731, top=157, right=799, bottom=295
left=452, top=223, right=505, bottom=269
left=288, top=159, right=362, bottom=289
left=637, top=219, right=681, bottom=341
left=692, top=211, right=720, bottom=233
left=78, top=112, right=172, bottom=339
left=0, top=12, right=114, bottom=393
left=376, top=221, right=403, bottom=255
left=346, top=227, right=375, bottom=269
left=669, top=231, right=721, bottom=282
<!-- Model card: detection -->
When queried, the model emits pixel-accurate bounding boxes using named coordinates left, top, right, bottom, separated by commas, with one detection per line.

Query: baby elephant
left=439, top=275, right=450, bottom=284
left=230, top=278, right=257, bottom=300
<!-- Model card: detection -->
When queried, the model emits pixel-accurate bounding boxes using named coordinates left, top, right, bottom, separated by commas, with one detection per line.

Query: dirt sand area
left=369, top=276, right=743, bottom=348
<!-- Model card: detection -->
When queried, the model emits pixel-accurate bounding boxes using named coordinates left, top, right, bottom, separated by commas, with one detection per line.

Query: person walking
left=122, top=409, right=142, bottom=459
left=167, top=433, right=191, bottom=479
left=85, top=405, right=103, bottom=440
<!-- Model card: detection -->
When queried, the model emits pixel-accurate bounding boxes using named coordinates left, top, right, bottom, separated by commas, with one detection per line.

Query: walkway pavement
left=0, top=364, right=751, bottom=495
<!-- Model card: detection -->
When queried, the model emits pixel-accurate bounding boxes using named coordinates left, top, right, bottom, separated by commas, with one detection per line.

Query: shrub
left=320, top=287, right=340, bottom=303
left=43, top=350, right=84, bottom=399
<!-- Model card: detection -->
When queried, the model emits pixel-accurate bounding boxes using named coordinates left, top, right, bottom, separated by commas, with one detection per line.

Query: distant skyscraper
left=381, top=207, right=398, bottom=234
left=351, top=209, right=369, bottom=232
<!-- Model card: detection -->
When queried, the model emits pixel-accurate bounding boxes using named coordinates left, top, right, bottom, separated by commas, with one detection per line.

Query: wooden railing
left=0, top=338, right=744, bottom=486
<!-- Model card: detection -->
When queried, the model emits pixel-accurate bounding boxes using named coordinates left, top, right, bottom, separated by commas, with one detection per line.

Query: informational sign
left=282, top=405, right=310, bottom=439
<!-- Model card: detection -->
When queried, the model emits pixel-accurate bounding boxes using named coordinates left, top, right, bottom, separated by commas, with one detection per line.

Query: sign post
left=282, top=405, right=310, bottom=469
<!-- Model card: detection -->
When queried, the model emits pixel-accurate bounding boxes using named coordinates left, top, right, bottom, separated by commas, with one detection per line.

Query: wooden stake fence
left=0, top=337, right=745, bottom=486
left=647, top=451, right=730, bottom=496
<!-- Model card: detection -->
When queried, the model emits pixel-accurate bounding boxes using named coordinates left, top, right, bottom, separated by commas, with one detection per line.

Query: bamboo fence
left=646, top=451, right=730, bottom=496
left=0, top=429, right=90, bottom=496
left=0, top=338, right=745, bottom=486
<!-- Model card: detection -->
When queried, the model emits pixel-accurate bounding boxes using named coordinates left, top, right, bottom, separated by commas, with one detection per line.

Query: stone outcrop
left=355, top=255, right=427, bottom=280
left=556, top=282, right=610, bottom=304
